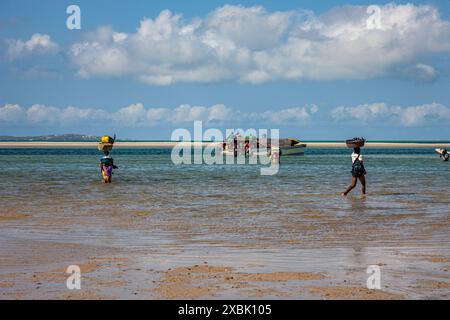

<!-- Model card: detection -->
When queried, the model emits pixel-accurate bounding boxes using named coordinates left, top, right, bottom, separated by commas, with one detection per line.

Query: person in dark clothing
left=342, top=147, right=366, bottom=196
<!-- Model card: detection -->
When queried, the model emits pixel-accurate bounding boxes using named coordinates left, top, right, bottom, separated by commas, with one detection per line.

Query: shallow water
left=1, top=147, right=449, bottom=299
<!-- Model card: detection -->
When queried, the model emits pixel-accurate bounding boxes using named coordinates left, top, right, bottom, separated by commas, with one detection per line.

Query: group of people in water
left=222, top=132, right=259, bottom=157
left=222, top=132, right=286, bottom=164
left=97, top=135, right=447, bottom=196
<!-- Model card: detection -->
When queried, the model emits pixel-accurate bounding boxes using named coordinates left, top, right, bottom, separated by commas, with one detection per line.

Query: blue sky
left=1, top=0, right=450, bottom=140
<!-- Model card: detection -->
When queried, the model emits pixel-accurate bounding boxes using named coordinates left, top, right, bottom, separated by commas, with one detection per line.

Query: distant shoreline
left=0, top=141, right=449, bottom=148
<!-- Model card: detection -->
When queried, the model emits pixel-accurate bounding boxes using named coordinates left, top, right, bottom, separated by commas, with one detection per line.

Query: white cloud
left=399, top=103, right=450, bottom=126
left=7, top=33, right=59, bottom=59
left=0, top=104, right=25, bottom=122
left=331, top=102, right=450, bottom=126
left=20, top=104, right=108, bottom=125
left=112, top=103, right=148, bottom=125
left=69, top=26, right=132, bottom=78
left=146, top=107, right=170, bottom=123
left=402, top=63, right=438, bottom=81
left=26, top=104, right=60, bottom=123
left=208, top=104, right=234, bottom=122
left=331, top=103, right=391, bottom=123
left=60, top=106, right=108, bottom=123
left=259, top=105, right=318, bottom=124
left=0, top=103, right=318, bottom=127
left=4, top=101, right=450, bottom=128
left=67, top=4, right=450, bottom=85
left=204, top=5, right=293, bottom=51
left=170, top=104, right=209, bottom=123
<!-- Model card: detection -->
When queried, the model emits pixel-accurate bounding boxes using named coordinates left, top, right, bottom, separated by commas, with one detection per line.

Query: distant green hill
left=0, top=134, right=101, bottom=142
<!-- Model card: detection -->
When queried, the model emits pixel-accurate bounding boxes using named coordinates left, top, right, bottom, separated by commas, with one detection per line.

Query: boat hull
left=280, top=144, right=306, bottom=156
left=221, top=144, right=307, bottom=156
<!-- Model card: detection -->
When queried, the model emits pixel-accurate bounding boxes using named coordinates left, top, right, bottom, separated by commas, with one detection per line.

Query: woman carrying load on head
left=99, top=135, right=118, bottom=183
left=100, top=150, right=118, bottom=183
left=342, top=147, right=366, bottom=196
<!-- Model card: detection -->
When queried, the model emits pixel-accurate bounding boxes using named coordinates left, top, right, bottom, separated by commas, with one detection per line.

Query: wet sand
left=1, top=206, right=449, bottom=299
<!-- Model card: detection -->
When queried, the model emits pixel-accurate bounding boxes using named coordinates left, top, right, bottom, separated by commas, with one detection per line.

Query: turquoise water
left=1, top=147, right=449, bottom=248
left=1, top=148, right=449, bottom=222
left=1, top=147, right=450, bottom=298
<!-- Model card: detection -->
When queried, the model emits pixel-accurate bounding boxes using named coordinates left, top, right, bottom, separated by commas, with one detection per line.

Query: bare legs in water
left=342, top=175, right=366, bottom=196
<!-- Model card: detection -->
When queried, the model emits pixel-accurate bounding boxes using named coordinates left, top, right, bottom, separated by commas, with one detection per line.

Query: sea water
left=1, top=147, right=449, bottom=298
left=1, top=147, right=449, bottom=244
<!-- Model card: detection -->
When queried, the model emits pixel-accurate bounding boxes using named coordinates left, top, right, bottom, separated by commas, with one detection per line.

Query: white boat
left=221, top=138, right=307, bottom=156
left=280, top=143, right=306, bottom=156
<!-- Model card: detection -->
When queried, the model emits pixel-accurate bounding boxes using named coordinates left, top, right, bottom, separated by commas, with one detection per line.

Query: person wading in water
left=342, top=147, right=366, bottom=196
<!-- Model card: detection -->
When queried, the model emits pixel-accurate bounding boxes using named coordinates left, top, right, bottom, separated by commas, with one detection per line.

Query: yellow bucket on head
left=101, top=135, right=114, bottom=144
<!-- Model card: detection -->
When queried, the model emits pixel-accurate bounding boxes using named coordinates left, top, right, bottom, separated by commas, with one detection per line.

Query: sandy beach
left=0, top=141, right=449, bottom=148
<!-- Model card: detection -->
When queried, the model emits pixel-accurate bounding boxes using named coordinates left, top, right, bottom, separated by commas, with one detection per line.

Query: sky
left=0, top=0, right=450, bottom=140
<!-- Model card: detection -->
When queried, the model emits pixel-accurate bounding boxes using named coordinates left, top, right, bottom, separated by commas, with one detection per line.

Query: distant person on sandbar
left=342, top=147, right=366, bottom=196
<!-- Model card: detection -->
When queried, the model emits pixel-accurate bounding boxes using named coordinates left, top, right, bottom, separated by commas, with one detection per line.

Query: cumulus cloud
left=67, top=4, right=450, bottom=85
left=3, top=101, right=450, bottom=128
left=112, top=103, right=148, bottom=125
left=397, top=63, right=438, bottom=81
left=0, top=103, right=317, bottom=127
left=0, top=104, right=25, bottom=122
left=0, top=104, right=108, bottom=125
left=109, top=103, right=317, bottom=126
left=258, top=105, right=318, bottom=124
left=26, top=104, right=60, bottom=123
left=7, top=33, right=59, bottom=59
left=60, top=106, right=108, bottom=123
left=399, top=103, right=450, bottom=126
left=331, top=102, right=450, bottom=126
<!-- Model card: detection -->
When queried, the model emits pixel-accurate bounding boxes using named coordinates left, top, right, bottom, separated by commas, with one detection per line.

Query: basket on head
left=345, top=137, right=365, bottom=148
